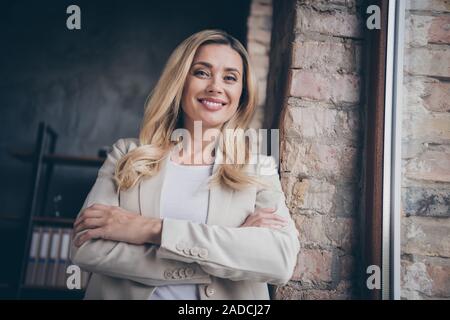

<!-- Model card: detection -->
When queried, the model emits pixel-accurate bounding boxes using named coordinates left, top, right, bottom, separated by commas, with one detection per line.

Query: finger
left=261, top=219, right=288, bottom=227
left=268, top=224, right=284, bottom=230
left=90, top=203, right=110, bottom=210
left=256, top=208, right=285, bottom=215
left=270, top=214, right=289, bottom=223
left=260, top=221, right=287, bottom=229
left=259, top=207, right=277, bottom=213
left=254, top=219, right=288, bottom=228
left=262, top=212, right=288, bottom=221
left=74, top=217, right=106, bottom=234
left=240, top=222, right=284, bottom=229
left=255, top=213, right=288, bottom=223
left=74, top=210, right=105, bottom=227
left=75, top=229, right=103, bottom=247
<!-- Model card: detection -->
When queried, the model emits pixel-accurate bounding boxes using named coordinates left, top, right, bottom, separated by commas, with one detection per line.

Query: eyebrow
left=192, top=61, right=241, bottom=75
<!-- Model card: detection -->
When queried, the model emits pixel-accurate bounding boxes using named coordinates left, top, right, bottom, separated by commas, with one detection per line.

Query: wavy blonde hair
left=114, top=29, right=268, bottom=192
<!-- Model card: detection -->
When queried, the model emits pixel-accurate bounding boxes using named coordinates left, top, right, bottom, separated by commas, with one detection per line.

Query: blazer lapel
left=205, top=144, right=234, bottom=226
left=138, top=153, right=170, bottom=219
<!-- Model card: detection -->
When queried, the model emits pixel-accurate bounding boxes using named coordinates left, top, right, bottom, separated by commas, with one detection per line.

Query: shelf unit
left=14, top=121, right=104, bottom=299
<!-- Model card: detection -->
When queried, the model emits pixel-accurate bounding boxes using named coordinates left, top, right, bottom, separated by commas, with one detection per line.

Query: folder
left=25, top=227, right=41, bottom=286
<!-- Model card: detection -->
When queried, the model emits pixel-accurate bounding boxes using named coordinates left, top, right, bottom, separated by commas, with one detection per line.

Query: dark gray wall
left=0, top=0, right=250, bottom=219
left=0, top=0, right=250, bottom=293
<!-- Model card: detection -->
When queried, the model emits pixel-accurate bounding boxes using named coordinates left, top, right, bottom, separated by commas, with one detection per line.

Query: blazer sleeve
left=155, top=157, right=300, bottom=285
left=69, top=138, right=212, bottom=287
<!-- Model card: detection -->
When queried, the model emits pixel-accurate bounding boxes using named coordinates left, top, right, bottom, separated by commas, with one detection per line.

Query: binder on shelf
left=25, top=227, right=41, bottom=286
left=23, top=225, right=92, bottom=290
left=46, top=228, right=62, bottom=287
left=57, top=228, right=71, bottom=288
left=35, top=228, right=50, bottom=287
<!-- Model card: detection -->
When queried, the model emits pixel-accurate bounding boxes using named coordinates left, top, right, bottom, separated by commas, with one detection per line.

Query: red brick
left=296, top=7, right=362, bottom=39
left=292, top=248, right=333, bottom=283
left=402, top=216, right=450, bottom=258
left=405, top=76, right=450, bottom=113
left=427, top=261, right=450, bottom=297
left=289, top=70, right=360, bottom=104
left=405, top=147, right=450, bottom=183
left=248, top=30, right=271, bottom=47
left=292, top=41, right=361, bottom=74
left=283, top=139, right=359, bottom=181
left=423, top=81, right=450, bottom=112
left=250, top=1, right=272, bottom=16
left=429, top=16, right=450, bottom=44
left=404, top=47, right=450, bottom=78
left=407, top=0, right=450, bottom=12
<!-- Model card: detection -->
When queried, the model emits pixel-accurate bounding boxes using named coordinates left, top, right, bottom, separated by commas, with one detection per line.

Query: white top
left=148, top=157, right=214, bottom=300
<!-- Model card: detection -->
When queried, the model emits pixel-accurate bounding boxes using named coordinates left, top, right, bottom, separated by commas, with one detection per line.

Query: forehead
left=192, top=44, right=243, bottom=72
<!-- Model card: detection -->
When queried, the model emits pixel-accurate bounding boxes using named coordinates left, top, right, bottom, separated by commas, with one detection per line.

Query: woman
left=70, top=29, right=300, bottom=300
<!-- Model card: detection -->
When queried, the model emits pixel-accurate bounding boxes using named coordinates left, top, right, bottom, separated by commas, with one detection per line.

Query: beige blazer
left=69, top=138, right=300, bottom=300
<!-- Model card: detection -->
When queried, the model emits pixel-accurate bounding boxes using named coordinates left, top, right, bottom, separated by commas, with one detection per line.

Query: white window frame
left=382, top=0, right=405, bottom=300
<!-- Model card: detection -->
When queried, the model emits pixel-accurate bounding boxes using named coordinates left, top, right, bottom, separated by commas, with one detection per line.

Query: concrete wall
left=0, top=0, right=250, bottom=292
left=0, top=0, right=250, bottom=220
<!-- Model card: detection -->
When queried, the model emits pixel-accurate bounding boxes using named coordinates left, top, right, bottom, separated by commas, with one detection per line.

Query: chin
left=200, top=119, right=224, bottom=129
left=196, top=114, right=226, bottom=128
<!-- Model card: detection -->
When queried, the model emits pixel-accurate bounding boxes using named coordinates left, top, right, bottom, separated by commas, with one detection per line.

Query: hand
left=73, top=203, right=162, bottom=247
left=239, top=207, right=289, bottom=229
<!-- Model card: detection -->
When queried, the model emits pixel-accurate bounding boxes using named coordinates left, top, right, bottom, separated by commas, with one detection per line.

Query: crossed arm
left=69, top=139, right=300, bottom=286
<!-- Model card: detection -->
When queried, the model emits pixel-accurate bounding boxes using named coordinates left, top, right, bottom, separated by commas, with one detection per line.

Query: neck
left=174, top=121, right=221, bottom=165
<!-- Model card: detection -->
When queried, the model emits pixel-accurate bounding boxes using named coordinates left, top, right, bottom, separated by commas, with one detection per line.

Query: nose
left=206, top=76, right=223, bottom=95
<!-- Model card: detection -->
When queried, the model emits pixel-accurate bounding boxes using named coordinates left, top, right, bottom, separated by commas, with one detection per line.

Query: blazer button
left=190, top=247, right=200, bottom=256
left=164, top=270, right=173, bottom=279
left=199, top=248, right=208, bottom=258
left=205, top=285, right=215, bottom=297
left=171, top=269, right=181, bottom=279
left=176, top=242, right=186, bottom=251
left=185, top=268, right=194, bottom=277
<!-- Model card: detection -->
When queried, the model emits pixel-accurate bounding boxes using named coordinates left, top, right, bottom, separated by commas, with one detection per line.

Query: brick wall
left=274, top=0, right=364, bottom=299
left=250, top=0, right=448, bottom=300
left=247, top=0, right=273, bottom=129
left=400, top=0, right=450, bottom=300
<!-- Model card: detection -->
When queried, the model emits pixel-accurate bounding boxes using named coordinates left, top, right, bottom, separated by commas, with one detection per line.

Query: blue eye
left=194, top=70, right=209, bottom=77
left=225, top=76, right=237, bottom=82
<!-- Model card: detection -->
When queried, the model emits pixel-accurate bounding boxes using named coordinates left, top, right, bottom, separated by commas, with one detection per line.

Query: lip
left=197, top=97, right=227, bottom=111
left=198, top=97, right=227, bottom=105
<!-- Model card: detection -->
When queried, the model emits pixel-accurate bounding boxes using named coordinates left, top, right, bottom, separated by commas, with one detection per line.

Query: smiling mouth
left=198, top=99, right=227, bottom=111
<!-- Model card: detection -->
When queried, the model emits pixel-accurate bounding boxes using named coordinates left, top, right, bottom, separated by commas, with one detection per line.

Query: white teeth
left=202, top=100, right=223, bottom=107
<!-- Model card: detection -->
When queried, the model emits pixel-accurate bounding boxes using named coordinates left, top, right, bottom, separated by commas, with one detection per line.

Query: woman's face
left=181, top=44, right=244, bottom=132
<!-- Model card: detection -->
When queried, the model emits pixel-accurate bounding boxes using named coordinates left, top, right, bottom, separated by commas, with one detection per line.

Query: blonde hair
left=114, top=29, right=268, bottom=192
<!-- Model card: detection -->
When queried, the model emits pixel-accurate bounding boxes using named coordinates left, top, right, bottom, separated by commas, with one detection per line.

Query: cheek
left=183, top=76, right=201, bottom=96
left=230, top=86, right=243, bottom=107
left=181, top=81, right=198, bottom=111
left=222, top=101, right=239, bottom=122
